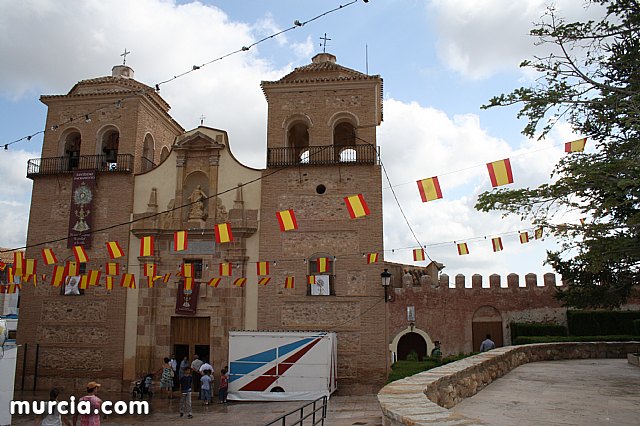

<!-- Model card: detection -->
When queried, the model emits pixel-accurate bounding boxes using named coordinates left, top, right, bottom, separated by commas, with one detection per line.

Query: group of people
left=429, top=334, right=496, bottom=359
left=35, top=382, right=103, bottom=426
left=158, top=354, right=229, bottom=418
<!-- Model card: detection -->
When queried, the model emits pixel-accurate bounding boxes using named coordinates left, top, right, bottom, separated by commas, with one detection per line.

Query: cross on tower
left=200, top=114, right=206, bottom=126
left=319, top=33, right=331, bottom=53
left=121, top=48, right=131, bottom=65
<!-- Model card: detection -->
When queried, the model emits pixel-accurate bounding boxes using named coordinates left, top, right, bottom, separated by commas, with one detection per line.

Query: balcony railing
left=267, top=144, right=378, bottom=167
left=27, top=154, right=135, bottom=178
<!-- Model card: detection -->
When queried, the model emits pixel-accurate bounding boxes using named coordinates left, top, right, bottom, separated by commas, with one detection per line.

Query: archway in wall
left=472, top=305, right=503, bottom=352
left=141, top=134, right=155, bottom=172
left=160, top=146, right=170, bottom=163
left=397, top=332, right=427, bottom=361
left=99, top=128, right=120, bottom=163
left=287, top=122, right=309, bottom=163
left=62, top=131, right=81, bottom=170
left=183, top=171, right=210, bottom=221
left=389, top=326, right=434, bottom=364
left=333, top=121, right=356, bottom=162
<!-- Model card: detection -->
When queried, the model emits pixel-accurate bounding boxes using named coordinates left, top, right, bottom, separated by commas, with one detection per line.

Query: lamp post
left=380, top=269, right=391, bottom=303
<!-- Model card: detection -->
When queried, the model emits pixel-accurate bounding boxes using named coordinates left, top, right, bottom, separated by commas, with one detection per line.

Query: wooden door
left=472, top=321, right=503, bottom=352
left=170, top=317, right=210, bottom=361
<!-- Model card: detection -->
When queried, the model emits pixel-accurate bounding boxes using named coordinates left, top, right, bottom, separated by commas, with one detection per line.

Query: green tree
left=476, top=0, right=640, bottom=308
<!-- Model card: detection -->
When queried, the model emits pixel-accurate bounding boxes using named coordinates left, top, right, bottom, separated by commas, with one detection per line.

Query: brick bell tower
left=17, top=64, right=183, bottom=391
left=258, top=53, right=386, bottom=393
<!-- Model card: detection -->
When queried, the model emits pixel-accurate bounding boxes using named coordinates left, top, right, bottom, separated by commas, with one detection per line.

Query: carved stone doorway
left=472, top=305, right=503, bottom=352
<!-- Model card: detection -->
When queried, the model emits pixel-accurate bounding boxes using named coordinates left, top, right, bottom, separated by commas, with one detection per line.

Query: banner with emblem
left=68, top=170, right=96, bottom=248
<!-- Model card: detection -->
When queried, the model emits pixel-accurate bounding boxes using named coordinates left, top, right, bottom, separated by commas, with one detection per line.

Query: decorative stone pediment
left=174, top=129, right=226, bottom=152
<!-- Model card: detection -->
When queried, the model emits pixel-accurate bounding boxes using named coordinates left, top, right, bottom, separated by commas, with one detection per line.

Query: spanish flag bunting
left=73, top=245, right=89, bottom=263
left=258, top=277, right=271, bottom=286
left=284, top=276, right=295, bottom=289
left=174, top=231, right=188, bottom=251
left=120, top=273, right=136, bottom=289
left=486, top=158, right=514, bottom=188
left=565, top=137, right=587, bottom=153
left=24, top=258, right=37, bottom=276
left=366, top=253, right=379, bottom=264
left=208, top=277, right=221, bottom=288
left=88, top=270, right=101, bottom=286
left=162, top=273, right=171, bottom=283
left=256, top=261, right=270, bottom=276
left=51, top=266, right=65, bottom=287
left=580, top=218, right=586, bottom=226
left=13, top=252, right=24, bottom=275
left=140, top=236, right=154, bottom=257
left=417, top=177, right=443, bottom=203
left=147, top=277, right=155, bottom=289
left=41, top=248, right=58, bottom=265
left=105, top=241, right=124, bottom=259
left=6, top=284, right=20, bottom=294
left=144, top=263, right=157, bottom=277
left=105, top=276, right=114, bottom=291
left=7, top=267, right=15, bottom=284
left=234, top=277, right=247, bottom=287
left=316, top=257, right=330, bottom=273
left=66, top=261, right=79, bottom=277
left=219, top=263, right=232, bottom=276
left=307, top=275, right=316, bottom=285
left=105, top=262, right=120, bottom=276
left=457, top=243, right=469, bottom=256
left=519, top=232, right=530, bottom=244
left=0, top=261, right=5, bottom=271
left=215, top=223, right=234, bottom=243
left=79, top=275, right=89, bottom=290
left=22, top=275, right=33, bottom=286
left=182, top=263, right=194, bottom=278
left=535, top=227, right=544, bottom=240
left=276, top=209, right=298, bottom=232
left=344, top=194, right=370, bottom=219
left=492, top=237, right=503, bottom=252
left=413, top=248, right=425, bottom=262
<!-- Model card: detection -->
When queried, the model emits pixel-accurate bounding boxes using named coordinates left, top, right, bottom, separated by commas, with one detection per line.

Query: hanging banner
left=68, top=170, right=96, bottom=248
left=175, top=280, right=200, bottom=316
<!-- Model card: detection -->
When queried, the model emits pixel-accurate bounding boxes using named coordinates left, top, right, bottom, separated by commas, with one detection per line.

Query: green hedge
left=513, top=335, right=639, bottom=345
left=387, top=353, right=474, bottom=383
left=634, top=319, right=640, bottom=336
left=510, top=322, right=567, bottom=341
left=567, top=310, right=640, bottom=336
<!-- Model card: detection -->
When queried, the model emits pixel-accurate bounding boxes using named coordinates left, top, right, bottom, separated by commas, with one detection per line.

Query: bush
left=633, top=319, right=640, bottom=336
left=387, top=353, right=476, bottom=383
left=567, top=311, right=640, bottom=336
left=510, top=322, right=567, bottom=341
left=406, top=351, right=419, bottom=362
left=513, top=335, right=639, bottom=345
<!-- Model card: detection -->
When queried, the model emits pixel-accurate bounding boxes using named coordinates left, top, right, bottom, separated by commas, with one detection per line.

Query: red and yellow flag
left=234, top=277, right=247, bottom=287
left=316, top=257, right=330, bottom=273
left=535, top=227, right=543, bottom=240
left=88, top=270, right=101, bottom=286
left=105, top=275, right=114, bottom=291
left=105, top=262, right=120, bottom=276
left=66, top=261, right=79, bottom=277
left=258, top=277, right=271, bottom=286
left=7, top=268, right=15, bottom=284
left=519, top=232, right=530, bottom=244
left=413, top=249, right=425, bottom=262
left=276, top=209, right=298, bottom=232
left=344, top=194, right=370, bottom=219
left=565, top=137, right=587, bottom=153
left=417, top=177, right=443, bottom=203
left=182, top=263, right=194, bottom=278
left=120, top=274, right=136, bottom=289
left=256, top=261, right=270, bottom=276
left=24, top=258, right=37, bottom=276
left=183, top=277, right=194, bottom=291
left=140, top=236, right=154, bottom=257
left=162, top=273, right=171, bottom=283
left=13, top=252, right=24, bottom=275
left=307, top=275, right=316, bottom=285
left=486, top=159, right=514, bottom=188
left=208, top=278, right=221, bottom=288
left=51, top=265, right=66, bottom=287
left=79, top=275, right=89, bottom=290
left=41, top=248, right=57, bottom=265
left=219, top=263, right=232, bottom=276
left=174, top=231, right=188, bottom=251
left=0, top=261, right=5, bottom=271
left=215, top=223, right=233, bottom=243
left=144, top=263, right=157, bottom=277
left=492, top=237, right=503, bottom=252
left=73, top=245, right=89, bottom=263
left=366, top=253, right=379, bottom=264
left=284, top=276, right=295, bottom=289
left=106, top=241, right=124, bottom=259
left=457, top=243, right=469, bottom=256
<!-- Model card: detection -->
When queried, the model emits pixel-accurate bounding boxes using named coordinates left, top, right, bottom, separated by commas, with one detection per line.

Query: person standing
left=479, top=334, right=496, bottom=352
left=169, top=354, right=178, bottom=391
left=430, top=341, right=442, bottom=359
left=200, top=370, right=212, bottom=405
left=190, top=355, right=203, bottom=393
left=36, top=388, right=71, bottom=426
left=179, top=367, right=193, bottom=418
left=72, top=382, right=103, bottom=426
left=218, top=367, right=228, bottom=404
left=179, top=356, right=189, bottom=380
left=156, top=357, right=175, bottom=399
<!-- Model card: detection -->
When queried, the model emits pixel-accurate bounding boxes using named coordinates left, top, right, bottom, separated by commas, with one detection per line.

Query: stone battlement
left=395, top=271, right=561, bottom=289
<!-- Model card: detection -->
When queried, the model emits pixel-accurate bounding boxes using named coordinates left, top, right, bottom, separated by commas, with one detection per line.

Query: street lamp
left=380, top=269, right=391, bottom=303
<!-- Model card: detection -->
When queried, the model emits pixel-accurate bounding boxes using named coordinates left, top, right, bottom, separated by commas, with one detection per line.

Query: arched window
left=63, top=131, right=81, bottom=171
left=100, top=129, right=119, bottom=163
left=308, top=253, right=335, bottom=296
left=333, top=122, right=356, bottom=162
left=287, top=122, right=309, bottom=163
left=141, top=134, right=155, bottom=172
left=160, top=146, right=170, bottom=163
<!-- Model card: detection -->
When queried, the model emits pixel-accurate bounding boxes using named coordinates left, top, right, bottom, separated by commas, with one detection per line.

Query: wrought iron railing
left=264, top=395, right=328, bottom=426
left=27, top=154, right=135, bottom=177
left=267, top=144, right=378, bottom=167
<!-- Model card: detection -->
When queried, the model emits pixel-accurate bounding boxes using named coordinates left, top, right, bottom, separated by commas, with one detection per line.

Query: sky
left=0, top=0, right=601, bottom=285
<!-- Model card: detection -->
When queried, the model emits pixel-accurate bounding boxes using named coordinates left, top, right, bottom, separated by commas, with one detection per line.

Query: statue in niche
left=215, top=198, right=228, bottom=222
left=188, top=185, right=207, bottom=220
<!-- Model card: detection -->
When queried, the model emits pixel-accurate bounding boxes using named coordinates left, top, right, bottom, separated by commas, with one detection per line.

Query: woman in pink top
left=72, top=381, right=103, bottom=426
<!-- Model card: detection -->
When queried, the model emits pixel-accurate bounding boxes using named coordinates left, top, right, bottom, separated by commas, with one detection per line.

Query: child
left=218, top=367, right=228, bottom=404
left=200, top=370, right=212, bottom=405
left=179, top=367, right=193, bottom=418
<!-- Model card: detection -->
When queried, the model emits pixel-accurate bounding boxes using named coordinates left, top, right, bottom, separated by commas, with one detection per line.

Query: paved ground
left=453, top=358, right=640, bottom=426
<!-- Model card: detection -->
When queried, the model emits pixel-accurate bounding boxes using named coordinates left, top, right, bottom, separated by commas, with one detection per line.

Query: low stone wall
left=378, top=342, right=640, bottom=426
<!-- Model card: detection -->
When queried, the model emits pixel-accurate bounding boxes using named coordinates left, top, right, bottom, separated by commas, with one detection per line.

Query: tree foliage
left=476, top=0, right=640, bottom=308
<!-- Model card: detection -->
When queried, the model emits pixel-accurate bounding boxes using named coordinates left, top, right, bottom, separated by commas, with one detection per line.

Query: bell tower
left=258, top=53, right=387, bottom=392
